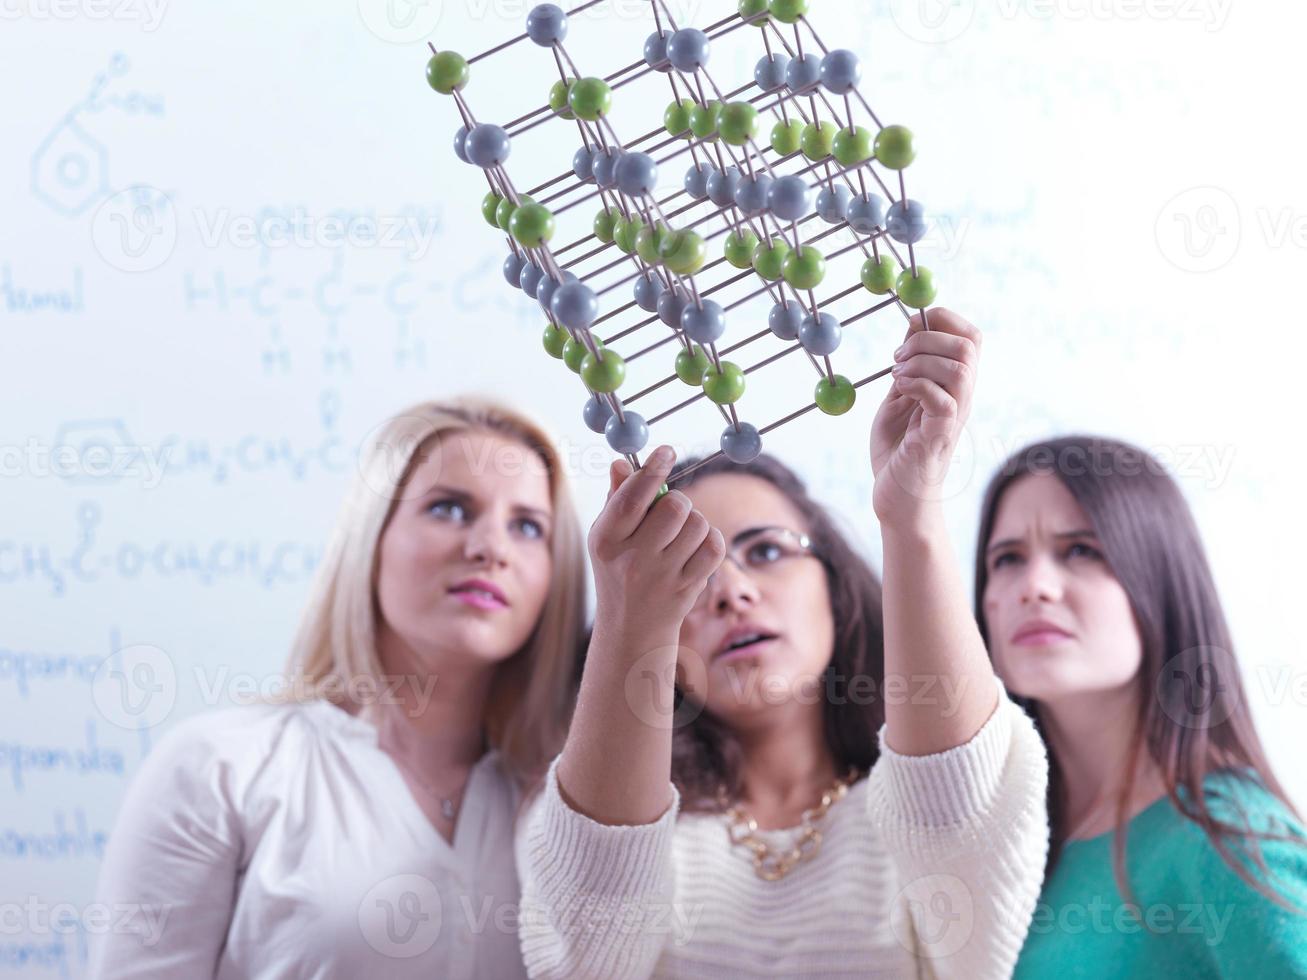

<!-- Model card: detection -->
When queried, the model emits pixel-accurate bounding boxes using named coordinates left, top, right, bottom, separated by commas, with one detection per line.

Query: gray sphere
left=816, top=185, right=853, bottom=223
left=605, top=411, right=649, bottom=455
left=536, top=270, right=575, bottom=315
left=633, top=271, right=665, bottom=312
left=887, top=199, right=928, bottom=244
left=572, top=146, right=594, bottom=182
left=465, top=124, right=511, bottom=168
left=615, top=152, right=658, bottom=197
left=706, top=166, right=741, bottom=207
left=525, top=4, right=567, bottom=46
left=583, top=394, right=615, bottom=434
left=734, top=173, right=773, bottom=217
left=666, top=27, right=710, bottom=72
left=453, top=125, right=470, bottom=164
left=785, top=53, right=821, bottom=93
left=680, top=299, right=726, bottom=344
left=768, top=300, right=803, bottom=340
left=591, top=147, right=622, bottom=189
left=519, top=262, right=545, bottom=295
left=684, top=162, right=713, bottom=200
left=551, top=280, right=598, bottom=330
left=846, top=193, right=886, bottom=234
left=657, top=288, right=690, bottom=328
left=799, top=311, right=842, bottom=355
left=502, top=252, right=526, bottom=287
left=720, top=422, right=762, bottom=464
left=754, top=53, right=789, bottom=92
left=819, top=49, right=861, bottom=94
left=643, top=30, right=672, bottom=72
left=767, top=174, right=812, bottom=222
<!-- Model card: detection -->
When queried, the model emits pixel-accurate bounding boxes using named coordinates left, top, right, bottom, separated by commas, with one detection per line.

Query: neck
left=734, top=702, right=839, bottom=819
left=371, top=623, right=495, bottom=774
left=1037, top=682, right=1164, bottom=832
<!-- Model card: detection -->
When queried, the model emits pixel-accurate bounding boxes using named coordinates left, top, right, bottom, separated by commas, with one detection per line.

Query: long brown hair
left=666, top=452, right=885, bottom=812
left=973, top=434, right=1304, bottom=909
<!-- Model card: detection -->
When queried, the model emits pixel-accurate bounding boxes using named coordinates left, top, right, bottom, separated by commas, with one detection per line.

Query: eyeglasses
left=692, top=526, right=818, bottom=610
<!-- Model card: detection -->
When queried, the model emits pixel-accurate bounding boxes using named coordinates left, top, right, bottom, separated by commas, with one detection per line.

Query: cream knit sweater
left=516, top=680, right=1049, bottom=979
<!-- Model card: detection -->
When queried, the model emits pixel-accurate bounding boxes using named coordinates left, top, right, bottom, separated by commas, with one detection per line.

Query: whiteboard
left=3, top=1, right=1305, bottom=974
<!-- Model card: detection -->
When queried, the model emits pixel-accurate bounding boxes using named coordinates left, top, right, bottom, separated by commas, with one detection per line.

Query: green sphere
left=896, top=267, right=936, bottom=308
left=594, top=207, right=619, bottom=244
left=875, top=125, right=916, bottom=169
left=688, top=101, right=722, bottom=141
left=549, top=78, right=576, bottom=120
left=752, top=237, right=791, bottom=281
left=675, top=346, right=711, bottom=385
left=740, top=0, right=770, bottom=24
left=860, top=255, right=900, bottom=294
left=723, top=229, right=760, bottom=269
left=702, top=360, right=746, bottom=405
left=494, top=195, right=518, bottom=232
left=509, top=202, right=555, bottom=247
left=636, top=221, right=671, bottom=265
left=782, top=246, right=826, bottom=290
left=581, top=349, right=627, bottom=393
left=815, top=374, right=856, bottom=415
left=542, top=323, right=568, bottom=359
left=801, top=121, right=838, bottom=161
left=664, top=98, right=694, bottom=137
left=482, top=191, right=503, bottom=227
left=768, top=0, right=809, bottom=24
left=661, top=229, right=707, bottom=275
left=563, top=335, right=602, bottom=373
left=771, top=119, right=804, bottom=156
left=426, top=51, right=468, bottom=94
left=832, top=126, right=874, bottom=167
left=568, top=77, right=612, bottom=121
left=613, top=215, right=643, bottom=254
left=653, top=482, right=670, bottom=502
left=718, top=102, right=760, bottom=146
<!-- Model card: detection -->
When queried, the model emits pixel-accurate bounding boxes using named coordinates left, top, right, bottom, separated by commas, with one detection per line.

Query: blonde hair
left=284, top=395, right=588, bottom=785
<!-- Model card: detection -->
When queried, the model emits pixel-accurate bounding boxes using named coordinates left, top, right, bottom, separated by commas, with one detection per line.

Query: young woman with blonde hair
left=89, top=397, right=588, bottom=979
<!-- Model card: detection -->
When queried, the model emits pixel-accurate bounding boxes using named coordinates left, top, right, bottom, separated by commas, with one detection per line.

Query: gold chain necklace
left=718, top=767, right=861, bottom=881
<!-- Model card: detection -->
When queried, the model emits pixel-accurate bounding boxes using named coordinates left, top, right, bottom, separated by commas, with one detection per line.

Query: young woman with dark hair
left=515, top=310, right=1051, bottom=978
left=975, top=434, right=1307, bottom=976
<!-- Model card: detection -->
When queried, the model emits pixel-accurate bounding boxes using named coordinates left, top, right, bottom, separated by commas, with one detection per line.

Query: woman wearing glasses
left=516, top=310, right=1051, bottom=978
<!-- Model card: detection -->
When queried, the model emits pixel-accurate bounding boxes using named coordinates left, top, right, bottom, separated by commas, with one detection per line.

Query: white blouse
left=88, top=699, right=529, bottom=980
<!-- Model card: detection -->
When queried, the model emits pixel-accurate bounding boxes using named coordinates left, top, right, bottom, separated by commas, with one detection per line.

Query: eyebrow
left=424, top=485, right=551, bottom=522
left=730, top=524, right=791, bottom=546
left=985, top=529, right=1098, bottom=555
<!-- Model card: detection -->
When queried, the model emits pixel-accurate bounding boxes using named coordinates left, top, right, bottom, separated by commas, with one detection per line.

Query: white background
left=2, top=0, right=1305, bottom=975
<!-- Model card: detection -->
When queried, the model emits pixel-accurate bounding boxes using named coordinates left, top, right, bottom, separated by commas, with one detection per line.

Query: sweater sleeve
left=516, top=753, right=680, bottom=980
left=86, top=712, right=248, bottom=979
left=865, top=676, right=1050, bottom=980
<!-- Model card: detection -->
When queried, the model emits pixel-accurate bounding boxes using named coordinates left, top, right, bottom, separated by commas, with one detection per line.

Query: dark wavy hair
left=974, top=434, right=1305, bottom=910
left=664, top=451, right=885, bottom=813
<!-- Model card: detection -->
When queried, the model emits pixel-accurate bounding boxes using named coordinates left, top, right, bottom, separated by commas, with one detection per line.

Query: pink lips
left=448, top=578, right=508, bottom=610
left=1010, top=620, right=1073, bottom=647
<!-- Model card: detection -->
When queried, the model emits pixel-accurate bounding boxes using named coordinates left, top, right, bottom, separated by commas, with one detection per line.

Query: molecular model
left=424, top=0, right=937, bottom=487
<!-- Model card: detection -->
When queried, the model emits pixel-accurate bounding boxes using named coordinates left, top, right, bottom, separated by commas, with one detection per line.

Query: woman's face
left=675, top=473, right=835, bottom=726
left=982, top=473, right=1142, bottom=703
left=374, top=429, right=555, bottom=672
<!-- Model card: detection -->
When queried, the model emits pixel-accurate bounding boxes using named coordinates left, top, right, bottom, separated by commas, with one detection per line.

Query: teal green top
left=1014, top=769, right=1307, bottom=979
